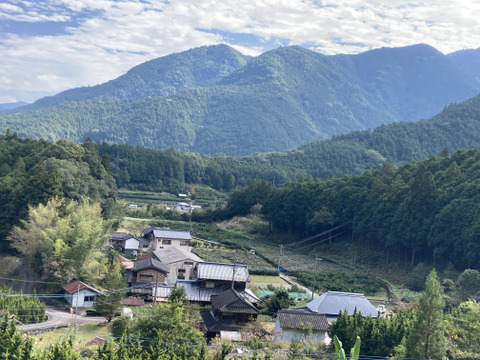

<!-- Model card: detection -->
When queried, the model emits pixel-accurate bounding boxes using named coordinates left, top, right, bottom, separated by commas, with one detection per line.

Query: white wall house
left=62, top=280, right=102, bottom=308
left=274, top=309, right=330, bottom=344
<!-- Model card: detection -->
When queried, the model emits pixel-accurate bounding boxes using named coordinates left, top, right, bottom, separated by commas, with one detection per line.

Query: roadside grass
left=32, top=322, right=110, bottom=351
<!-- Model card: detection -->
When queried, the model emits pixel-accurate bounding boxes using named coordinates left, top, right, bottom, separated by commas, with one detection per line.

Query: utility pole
left=278, top=244, right=283, bottom=273
left=153, top=273, right=159, bottom=305
left=311, top=257, right=322, bottom=300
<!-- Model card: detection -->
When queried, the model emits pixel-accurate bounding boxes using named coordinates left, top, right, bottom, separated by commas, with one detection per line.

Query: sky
left=1, top=0, right=479, bottom=103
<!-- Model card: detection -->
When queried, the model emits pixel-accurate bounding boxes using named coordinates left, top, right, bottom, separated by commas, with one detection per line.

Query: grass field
left=32, top=322, right=110, bottom=351
left=249, top=275, right=290, bottom=288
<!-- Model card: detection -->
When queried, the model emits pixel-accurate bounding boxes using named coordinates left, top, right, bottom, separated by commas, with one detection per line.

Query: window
left=180, top=241, right=189, bottom=246
left=140, top=273, right=154, bottom=282
left=184, top=261, right=193, bottom=266
left=84, top=296, right=95, bottom=302
left=162, top=239, right=171, bottom=245
left=178, top=269, right=186, bottom=273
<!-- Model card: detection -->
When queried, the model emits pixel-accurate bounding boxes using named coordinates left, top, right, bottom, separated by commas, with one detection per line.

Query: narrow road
left=19, top=306, right=106, bottom=332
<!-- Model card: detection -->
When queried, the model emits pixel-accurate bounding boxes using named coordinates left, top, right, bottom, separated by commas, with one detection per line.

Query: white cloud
left=1, top=0, right=480, bottom=102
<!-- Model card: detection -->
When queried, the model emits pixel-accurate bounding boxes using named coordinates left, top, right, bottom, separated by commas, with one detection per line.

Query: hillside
left=95, top=91, right=480, bottom=193
left=2, top=44, right=480, bottom=155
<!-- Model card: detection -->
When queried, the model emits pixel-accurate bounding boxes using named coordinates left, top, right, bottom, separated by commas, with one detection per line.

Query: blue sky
left=1, top=0, right=479, bottom=103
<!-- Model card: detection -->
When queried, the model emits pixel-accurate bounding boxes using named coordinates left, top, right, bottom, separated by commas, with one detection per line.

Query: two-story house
left=129, top=257, right=169, bottom=299
left=152, top=246, right=203, bottom=283
left=142, top=227, right=192, bottom=251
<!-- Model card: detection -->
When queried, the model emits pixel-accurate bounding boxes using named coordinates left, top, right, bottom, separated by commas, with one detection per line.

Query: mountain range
left=1, top=43, right=480, bottom=156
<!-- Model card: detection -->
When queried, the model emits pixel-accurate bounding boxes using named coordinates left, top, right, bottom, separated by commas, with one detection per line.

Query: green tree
left=445, top=300, right=480, bottom=358
left=168, top=285, right=189, bottom=307
left=261, top=288, right=294, bottom=316
left=96, top=260, right=127, bottom=322
left=406, top=269, right=446, bottom=359
left=35, top=337, right=79, bottom=360
left=0, top=317, right=34, bottom=359
left=455, top=269, right=480, bottom=302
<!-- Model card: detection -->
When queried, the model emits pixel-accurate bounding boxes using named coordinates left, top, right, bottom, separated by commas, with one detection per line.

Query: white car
left=377, top=304, right=386, bottom=313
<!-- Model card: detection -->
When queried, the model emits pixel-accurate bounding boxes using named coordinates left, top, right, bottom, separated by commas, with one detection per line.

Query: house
left=274, top=309, right=330, bottom=343
left=305, top=291, right=378, bottom=323
left=62, top=280, right=102, bottom=308
left=142, top=227, right=192, bottom=250
left=109, top=232, right=140, bottom=254
left=200, top=288, right=260, bottom=340
left=129, top=257, right=169, bottom=298
left=152, top=280, right=260, bottom=305
left=195, top=261, right=249, bottom=292
left=152, top=247, right=203, bottom=283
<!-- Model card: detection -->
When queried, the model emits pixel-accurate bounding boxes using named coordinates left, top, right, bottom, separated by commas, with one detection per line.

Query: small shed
left=62, top=280, right=102, bottom=308
left=275, top=309, right=330, bottom=343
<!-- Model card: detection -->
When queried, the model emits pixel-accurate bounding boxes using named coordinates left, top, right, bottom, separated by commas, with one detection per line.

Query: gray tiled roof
left=110, top=232, right=132, bottom=240
left=200, top=310, right=247, bottom=332
left=306, top=291, right=377, bottom=317
left=277, top=309, right=329, bottom=331
left=153, top=247, right=203, bottom=265
left=133, top=258, right=169, bottom=273
left=143, top=226, right=192, bottom=240
left=196, top=262, right=249, bottom=282
left=210, top=288, right=259, bottom=315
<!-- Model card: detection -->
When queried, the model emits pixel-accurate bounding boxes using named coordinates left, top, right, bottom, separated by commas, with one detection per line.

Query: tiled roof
left=110, top=232, right=132, bottom=240
left=143, top=226, right=192, bottom=240
left=86, top=336, right=106, bottom=347
left=200, top=310, right=245, bottom=332
left=137, top=253, right=152, bottom=260
left=277, top=309, right=329, bottom=331
left=211, top=288, right=259, bottom=315
left=196, top=262, right=249, bottom=282
left=121, top=298, right=145, bottom=306
left=306, top=291, right=377, bottom=317
left=62, top=280, right=101, bottom=294
left=133, top=258, right=169, bottom=273
left=117, top=255, right=134, bottom=270
left=153, top=247, right=203, bottom=265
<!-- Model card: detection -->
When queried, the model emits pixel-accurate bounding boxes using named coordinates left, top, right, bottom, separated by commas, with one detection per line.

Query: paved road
left=19, top=306, right=106, bottom=332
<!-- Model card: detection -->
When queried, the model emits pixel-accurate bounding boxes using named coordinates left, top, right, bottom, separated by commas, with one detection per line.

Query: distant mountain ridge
left=2, top=43, right=480, bottom=155
left=0, top=101, right=29, bottom=110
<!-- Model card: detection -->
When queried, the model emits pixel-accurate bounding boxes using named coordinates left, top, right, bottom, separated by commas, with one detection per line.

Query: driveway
left=19, top=306, right=106, bottom=333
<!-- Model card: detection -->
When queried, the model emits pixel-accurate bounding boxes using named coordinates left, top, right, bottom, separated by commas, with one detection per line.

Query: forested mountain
left=258, top=147, right=480, bottom=270
left=96, top=92, right=480, bottom=193
left=448, top=47, right=480, bottom=86
left=2, top=44, right=480, bottom=155
left=0, top=132, right=116, bottom=244
left=15, top=44, right=250, bottom=112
